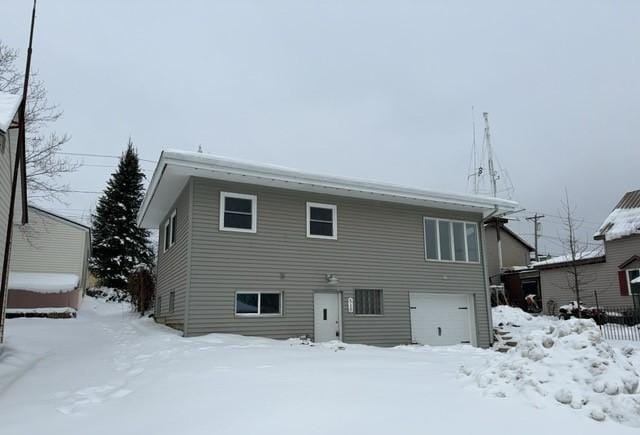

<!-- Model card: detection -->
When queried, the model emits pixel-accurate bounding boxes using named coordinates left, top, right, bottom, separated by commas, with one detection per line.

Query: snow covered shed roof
left=0, top=91, right=22, bottom=135
left=531, top=247, right=606, bottom=270
left=594, top=190, right=640, bottom=241
left=138, top=150, right=519, bottom=228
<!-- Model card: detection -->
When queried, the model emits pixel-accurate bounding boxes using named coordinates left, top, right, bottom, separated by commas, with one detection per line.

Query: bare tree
left=557, top=190, right=597, bottom=317
left=0, top=40, right=78, bottom=201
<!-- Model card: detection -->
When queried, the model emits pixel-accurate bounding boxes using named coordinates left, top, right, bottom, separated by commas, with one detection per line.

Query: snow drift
left=466, top=314, right=640, bottom=425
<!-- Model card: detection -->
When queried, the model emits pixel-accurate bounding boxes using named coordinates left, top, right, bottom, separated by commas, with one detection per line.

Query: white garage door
left=409, top=293, right=475, bottom=346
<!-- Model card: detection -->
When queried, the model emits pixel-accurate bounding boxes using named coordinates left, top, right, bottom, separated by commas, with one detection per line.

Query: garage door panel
left=409, top=293, right=475, bottom=346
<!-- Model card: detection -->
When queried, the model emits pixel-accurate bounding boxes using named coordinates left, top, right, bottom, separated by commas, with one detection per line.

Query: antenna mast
left=482, top=112, right=498, bottom=197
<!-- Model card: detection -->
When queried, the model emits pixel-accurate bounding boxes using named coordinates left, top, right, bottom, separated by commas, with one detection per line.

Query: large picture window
left=424, top=218, right=480, bottom=263
left=220, top=192, right=257, bottom=233
left=306, top=202, right=337, bottom=239
left=355, top=289, right=383, bottom=315
left=235, top=292, right=282, bottom=316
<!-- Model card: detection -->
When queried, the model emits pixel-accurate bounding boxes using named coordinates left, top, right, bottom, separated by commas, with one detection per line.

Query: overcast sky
left=4, top=1, right=639, bottom=255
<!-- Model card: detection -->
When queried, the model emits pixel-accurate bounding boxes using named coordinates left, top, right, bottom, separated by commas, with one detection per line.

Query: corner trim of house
left=183, top=178, right=194, bottom=337
left=479, top=221, right=493, bottom=346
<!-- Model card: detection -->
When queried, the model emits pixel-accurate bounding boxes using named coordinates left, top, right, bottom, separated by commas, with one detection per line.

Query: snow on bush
left=465, top=317, right=640, bottom=425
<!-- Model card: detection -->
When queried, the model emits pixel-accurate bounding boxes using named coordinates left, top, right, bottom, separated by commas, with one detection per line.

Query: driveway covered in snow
left=0, top=299, right=637, bottom=435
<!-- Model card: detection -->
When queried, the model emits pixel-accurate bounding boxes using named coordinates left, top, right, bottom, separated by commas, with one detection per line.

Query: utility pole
left=526, top=214, right=544, bottom=262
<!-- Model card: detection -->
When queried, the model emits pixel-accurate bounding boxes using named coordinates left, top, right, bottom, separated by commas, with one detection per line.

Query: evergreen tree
left=90, top=140, right=153, bottom=292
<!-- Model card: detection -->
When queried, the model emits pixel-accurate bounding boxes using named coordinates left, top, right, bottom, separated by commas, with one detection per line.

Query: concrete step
left=496, top=347, right=510, bottom=353
left=504, top=341, right=518, bottom=347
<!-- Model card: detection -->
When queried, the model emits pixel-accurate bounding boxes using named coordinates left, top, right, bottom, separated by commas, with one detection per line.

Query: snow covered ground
left=0, top=299, right=638, bottom=435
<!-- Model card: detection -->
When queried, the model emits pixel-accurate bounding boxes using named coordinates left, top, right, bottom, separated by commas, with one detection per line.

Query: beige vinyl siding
left=539, top=234, right=640, bottom=310
left=155, top=181, right=191, bottom=331
left=9, top=208, right=90, bottom=287
left=186, top=177, right=492, bottom=347
left=0, top=127, right=18, bottom=284
left=484, top=226, right=531, bottom=281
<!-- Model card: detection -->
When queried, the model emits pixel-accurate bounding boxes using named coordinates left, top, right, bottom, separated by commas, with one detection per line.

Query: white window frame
left=163, top=209, right=177, bottom=252
left=423, top=217, right=480, bottom=264
left=220, top=192, right=257, bottom=233
left=627, top=268, right=640, bottom=295
left=306, top=202, right=337, bottom=240
left=234, top=291, right=283, bottom=317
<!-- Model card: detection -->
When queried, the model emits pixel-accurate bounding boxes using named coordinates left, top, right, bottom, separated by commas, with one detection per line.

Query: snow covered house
left=138, top=150, right=518, bottom=347
left=0, top=91, right=28, bottom=332
left=7, top=205, right=90, bottom=312
left=533, top=190, right=640, bottom=311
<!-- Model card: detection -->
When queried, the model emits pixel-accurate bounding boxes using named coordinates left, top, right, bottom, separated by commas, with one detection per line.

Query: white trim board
left=138, top=150, right=518, bottom=228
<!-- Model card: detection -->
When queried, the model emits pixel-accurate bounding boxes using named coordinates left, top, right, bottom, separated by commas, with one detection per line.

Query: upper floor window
left=163, top=209, right=177, bottom=252
left=424, top=218, right=479, bottom=263
left=307, top=202, right=337, bottom=239
left=628, top=269, right=640, bottom=295
left=220, top=192, right=257, bottom=233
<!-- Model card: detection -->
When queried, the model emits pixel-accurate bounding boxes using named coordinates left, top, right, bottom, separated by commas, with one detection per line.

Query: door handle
left=437, top=327, right=442, bottom=336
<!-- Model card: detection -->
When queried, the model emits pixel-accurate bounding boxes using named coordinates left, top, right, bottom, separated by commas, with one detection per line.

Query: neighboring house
left=483, top=217, right=537, bottom=309
left=0, top=91, right=28, bottom=337
left=484, top=217, right=534, bottom=282
left=7, top=205, right=90, bottom=311
left=138, top=151, right=517, bottom=347
left=534, top=190, right=640, bottom=311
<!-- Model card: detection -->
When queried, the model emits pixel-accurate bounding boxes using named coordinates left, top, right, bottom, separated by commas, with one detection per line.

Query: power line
left=58, top=151, right=157, bottom=163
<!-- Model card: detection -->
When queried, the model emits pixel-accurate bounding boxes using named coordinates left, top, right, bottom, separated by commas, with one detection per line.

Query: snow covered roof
left=8, top=272, right=80, bottom=293
left=138, top=150, right=519, bottom=228
left=531, top=247, right=605, bottom=269
left=594, top=190, right=640, bottom=241
left=0, top=91, right=22, bottom=134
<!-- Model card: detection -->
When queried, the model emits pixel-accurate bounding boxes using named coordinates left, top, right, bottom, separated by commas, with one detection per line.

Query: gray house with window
left=138, top=150, right=517, bottom=347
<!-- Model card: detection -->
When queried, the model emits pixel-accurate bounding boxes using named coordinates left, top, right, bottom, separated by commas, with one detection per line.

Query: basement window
left=307, top=202, right=337, bottom=239
left=235, top=292, right=282, bottom=316
left=220, top=192, right=257, bottom=233
left=355, top=289, right=383, bottom=315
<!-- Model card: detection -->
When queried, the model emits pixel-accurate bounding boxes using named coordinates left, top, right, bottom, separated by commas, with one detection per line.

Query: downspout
left=481, top=206, right=500, bottom=346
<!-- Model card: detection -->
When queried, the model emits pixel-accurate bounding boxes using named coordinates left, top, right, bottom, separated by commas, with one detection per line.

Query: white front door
left=409, top=293, right=475, bottom=346
left=314, top=292, right=341, bottom=342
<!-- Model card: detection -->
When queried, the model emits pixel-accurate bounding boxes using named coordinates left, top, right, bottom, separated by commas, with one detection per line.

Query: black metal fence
left=594, top=306, right=640, bottom=341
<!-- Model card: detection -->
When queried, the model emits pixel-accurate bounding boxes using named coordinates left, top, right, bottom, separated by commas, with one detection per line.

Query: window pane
left=260, top=293, right=281, bottom=314
left=164, top=222, right=171, bottom=250
left=310, top=221, right=333, bottom=236
left=171, top=214, right=177, bottom=243
left=355, top=289, right=382, bottom=315
left=630, top=270, right=640, bottom=295
left=466, top=223, right=479, bottom=262
left=225, top=197, right=252, bottom=213
left=236, top=293, right=258, bottom=314
left=439, top=221, right=452, bottom=261
left=424, top=219, right=438, bottom=259
left=310, top=207, right=333, bottom=221
left=224, top=212, right=252, bottom=229
left=453, top=222, right=466, bottom=261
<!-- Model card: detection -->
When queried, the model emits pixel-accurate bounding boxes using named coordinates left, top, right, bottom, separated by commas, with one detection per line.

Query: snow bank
left=8, top=272, right=80, bottom=293
left=6, top=307, right=76, bottom=314
left=469, top=313, right=640, bottom=426
left=493, top=305, right=533, bottom=326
